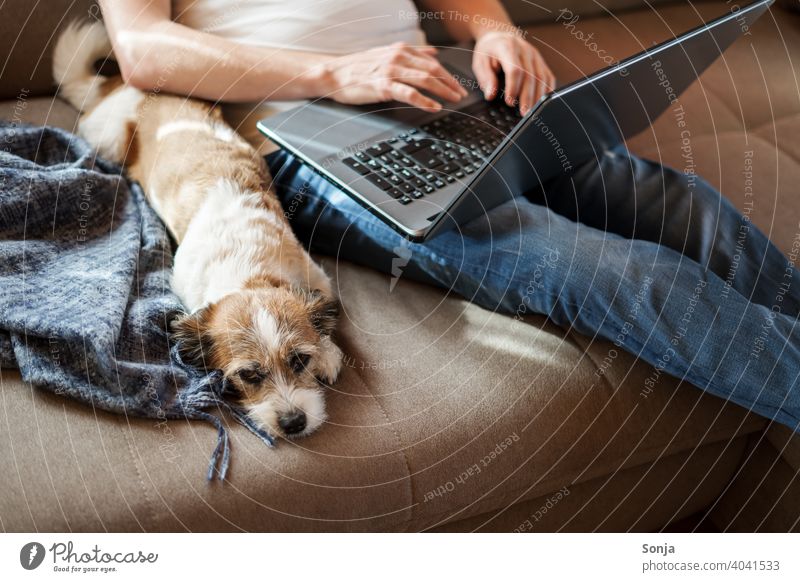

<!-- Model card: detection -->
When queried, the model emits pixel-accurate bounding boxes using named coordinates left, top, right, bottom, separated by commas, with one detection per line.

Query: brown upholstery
left=0, top=1, right=100, bottom=99
left=1, top=0, right=799, bottom=531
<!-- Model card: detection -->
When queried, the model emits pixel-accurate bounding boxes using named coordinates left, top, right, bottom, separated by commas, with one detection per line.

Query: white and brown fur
left=53, top=21, right=342, bottom=439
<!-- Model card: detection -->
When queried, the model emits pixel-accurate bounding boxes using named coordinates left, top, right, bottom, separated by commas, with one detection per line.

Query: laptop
left=258, top=0, right=772, bottom=242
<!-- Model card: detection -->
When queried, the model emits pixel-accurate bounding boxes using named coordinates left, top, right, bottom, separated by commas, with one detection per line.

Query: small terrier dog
left=53, top=22, right=342, bottom=439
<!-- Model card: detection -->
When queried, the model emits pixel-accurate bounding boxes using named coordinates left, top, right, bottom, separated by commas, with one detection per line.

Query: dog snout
left=278, top=411, right=307, bottom=435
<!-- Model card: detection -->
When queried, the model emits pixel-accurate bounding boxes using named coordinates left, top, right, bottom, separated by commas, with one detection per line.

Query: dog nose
left=278, top=411, right=307, bottom=434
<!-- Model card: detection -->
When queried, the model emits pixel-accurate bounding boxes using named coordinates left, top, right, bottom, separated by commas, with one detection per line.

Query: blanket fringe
left=169, top=346, right=275, bottom=481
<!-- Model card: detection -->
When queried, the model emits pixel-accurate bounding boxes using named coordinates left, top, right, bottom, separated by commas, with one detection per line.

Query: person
left=99, top=0, right=800, bottom=431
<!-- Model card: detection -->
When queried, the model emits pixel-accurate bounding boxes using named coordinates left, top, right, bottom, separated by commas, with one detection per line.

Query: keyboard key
left=388, top=188, right=405, bottom=199
left=424, top=156, right=443, bottom=168
left=410, top=190, right=424, bottom=199
left=397, top=195, right=412, bottom=205
left=342, top=157, right=371, bottom=175
left=366, top=174, right=392, bottom=190
left=367, top=142, right=392, bottom=156
left=433, top=179, right=446, bottom=189
left=401, top=139, right=432, bottom=155
left=409, top=148, right=439, bottom=168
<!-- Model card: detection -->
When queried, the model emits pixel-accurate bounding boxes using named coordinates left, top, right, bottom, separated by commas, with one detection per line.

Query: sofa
left=1, top=0, right=799, bottom=532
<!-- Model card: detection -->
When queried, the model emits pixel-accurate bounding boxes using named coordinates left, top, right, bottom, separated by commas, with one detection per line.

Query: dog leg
left=78, top=86, right=142, bottom=164
left=315, top=335, right=343, bottom=385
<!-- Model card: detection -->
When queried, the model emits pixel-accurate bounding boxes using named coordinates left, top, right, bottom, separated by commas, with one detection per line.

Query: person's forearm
left=109, top=19, right=334, bottom=102
left=418, top=0, right=516, bottom=41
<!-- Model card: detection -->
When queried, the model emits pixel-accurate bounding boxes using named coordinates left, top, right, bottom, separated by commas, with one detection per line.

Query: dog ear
left=170, top=307, right=215, bottom=369
left=300, top=289, right=340, bottom=336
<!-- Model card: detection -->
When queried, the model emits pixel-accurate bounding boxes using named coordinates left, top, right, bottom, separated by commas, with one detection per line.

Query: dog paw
left=315, top=335, right=342, bottom=385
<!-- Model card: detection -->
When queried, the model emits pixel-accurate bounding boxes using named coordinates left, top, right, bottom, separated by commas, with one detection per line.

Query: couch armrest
left=0, top=0, right=98, bottom=100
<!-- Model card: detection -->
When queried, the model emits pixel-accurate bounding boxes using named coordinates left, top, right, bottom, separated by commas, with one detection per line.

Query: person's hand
left=321, top=42, right=467, bottom=112
left=472, top=31, right=555, bottom=115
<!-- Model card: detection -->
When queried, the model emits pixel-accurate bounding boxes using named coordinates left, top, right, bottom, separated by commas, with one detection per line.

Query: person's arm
left=418, top=0, right=555, bottom=114
left=99, top=0, right=466, bottom=110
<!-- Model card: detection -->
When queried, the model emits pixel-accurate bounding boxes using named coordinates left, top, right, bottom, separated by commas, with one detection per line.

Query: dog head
left=171, top=287, right=340, bottom=439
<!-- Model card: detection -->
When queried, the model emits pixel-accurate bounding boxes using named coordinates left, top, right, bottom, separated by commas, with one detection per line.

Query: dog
left=53, top=21, right=343, bottom=440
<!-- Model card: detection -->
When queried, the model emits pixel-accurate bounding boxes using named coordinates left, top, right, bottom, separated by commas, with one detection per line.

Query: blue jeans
left=267, top=146, right=800, bottom=431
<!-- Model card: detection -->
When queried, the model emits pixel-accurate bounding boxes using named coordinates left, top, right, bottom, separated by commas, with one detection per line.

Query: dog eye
left=237, top=368, right=264, bottom=384
left=289, top=353, right=310, bottom=373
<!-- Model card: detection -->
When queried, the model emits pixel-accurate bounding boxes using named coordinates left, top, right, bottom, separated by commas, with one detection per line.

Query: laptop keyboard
left=341, top=99, right=522, bottom=205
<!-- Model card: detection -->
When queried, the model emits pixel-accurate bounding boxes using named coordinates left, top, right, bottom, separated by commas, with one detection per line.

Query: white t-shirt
left=172, top=0, right=428, bottom=152
left=173, top=0, right=426, bottom=54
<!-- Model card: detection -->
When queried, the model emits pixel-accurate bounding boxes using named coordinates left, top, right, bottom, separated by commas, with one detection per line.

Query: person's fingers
left=544, top=66, right=556, bottom=94
left=472, top=52, right=499, bottom=100
left=386, top=43, right=439, bottom=63
left=383, top=44, right=466, bottom=100
left=519, top=66, right=537, bottom=115
left=495, top=43, right=524, bottom=107
left=388, top=82, right=442, bottom=112
left=531, top=52, right=554, bottom=105
left=410, top=45, right=438, bottom=56
left=540, top=71, right=556, bottom=103
left=382, top=42, right=437, bottom=65
left=525, top=58, right=544, bottom=109
left=402, top=55, right=468, bottom=98
left=388, top=65, right=463, bottom=102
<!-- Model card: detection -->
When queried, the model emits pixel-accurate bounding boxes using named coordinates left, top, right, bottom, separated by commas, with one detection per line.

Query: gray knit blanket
left=0, top=122, right=273, bottom=480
